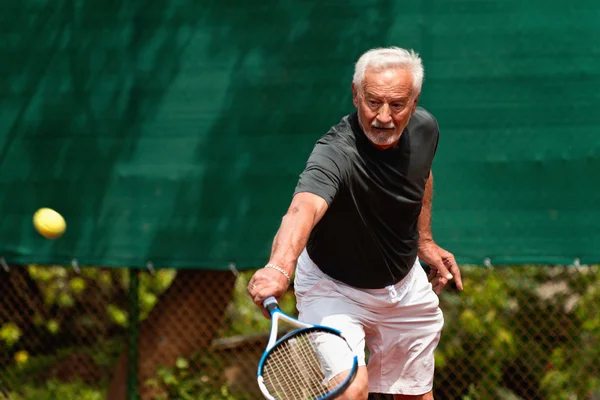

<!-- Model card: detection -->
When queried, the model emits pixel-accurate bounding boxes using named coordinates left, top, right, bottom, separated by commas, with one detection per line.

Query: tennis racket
left=257, top=296, right=358, bottom=400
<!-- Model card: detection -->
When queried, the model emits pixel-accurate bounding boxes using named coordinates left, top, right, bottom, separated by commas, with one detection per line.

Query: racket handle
left=262, top=296, right=279, bottom=314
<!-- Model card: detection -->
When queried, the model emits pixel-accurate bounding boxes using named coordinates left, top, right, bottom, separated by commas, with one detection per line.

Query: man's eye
left=391, top=103, right=404, bottom=110
left=368, top=100, right=379, bottom=107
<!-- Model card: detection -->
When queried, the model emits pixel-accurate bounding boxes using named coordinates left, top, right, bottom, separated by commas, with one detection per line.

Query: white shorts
left=294, top=249, right=444, bottom=395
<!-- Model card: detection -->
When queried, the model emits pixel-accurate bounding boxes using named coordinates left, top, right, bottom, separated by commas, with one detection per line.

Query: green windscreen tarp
left=1, top=0, right=599, bottom=270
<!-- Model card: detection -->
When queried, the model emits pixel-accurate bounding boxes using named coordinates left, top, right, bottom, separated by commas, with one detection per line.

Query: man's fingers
left=435, top=280, right=446, bottom=295
left=261, top=308, right=271, bottom=320
left=448, top=261, right=463, bottom=290
left=248, top=280, right=266, bottom=307
left=431, top=275, right=448, bottom=295
left=252, top=293, right=264, bottom=307
left=453, top=268, right=464, bottom=290
left=428, top=268, right=437, bottom=282
left=251, top=290, right=271, bottom=319
left=443, top=255, right=464, bottom=291
left=434, top=261, right=453, bottom=281
left=248, top=282, right=259, bottom=299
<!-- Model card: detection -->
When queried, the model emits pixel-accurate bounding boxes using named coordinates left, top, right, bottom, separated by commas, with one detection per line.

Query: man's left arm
left=418, top=171, right=464, bottom=294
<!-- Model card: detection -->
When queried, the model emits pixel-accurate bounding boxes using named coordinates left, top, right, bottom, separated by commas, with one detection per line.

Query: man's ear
left=352, top=83, right=359, bottom=108
left=411, top=94, right=420, bottom=114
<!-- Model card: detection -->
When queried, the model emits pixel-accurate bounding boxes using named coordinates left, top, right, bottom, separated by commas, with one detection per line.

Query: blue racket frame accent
left=257, top=303, right=359, bottom=400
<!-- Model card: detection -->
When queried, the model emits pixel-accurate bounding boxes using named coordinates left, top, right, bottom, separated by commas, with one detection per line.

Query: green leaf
left=175, top=357, right=189, bottom=369
left=57, top=292, right=74, bottom=308
left=46, top=320, right=60, bottom=335
left=107, top=304, right=128, bottom=327
left=70, top=277, right=87, bottom=294
left=0, top=322, right=22, bottom=346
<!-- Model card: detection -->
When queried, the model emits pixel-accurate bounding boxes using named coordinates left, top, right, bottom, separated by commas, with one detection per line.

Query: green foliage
left=106, top=304, right=128, bottom=327
left=436, top=265, right=600, bottom=399
left=436, top=268, right=518, bottom=398
left=145, top=353, right=239, bottom=400
left=1, top=265, right=160, bottom=396
left=4, top=264, right=599, bottom=399
left=1, top=339, right=122, bottom=390
left=0, top=322, right=22, bottom=347
left=219, top=270, right=297, bottom=337
left=23, top=265, right=177, bottom=335
left=0, top=380, right=103, bottom=400
left=141, top=270, right=297, bottom=399
left=540, top=268, right=600, bottom=399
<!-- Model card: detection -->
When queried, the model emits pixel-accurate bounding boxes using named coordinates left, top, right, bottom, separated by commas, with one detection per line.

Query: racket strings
left=263, top=331, right=351, bottom=400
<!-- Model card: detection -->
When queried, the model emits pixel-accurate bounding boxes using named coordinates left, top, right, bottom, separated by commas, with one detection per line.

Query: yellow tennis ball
left=33, top=208, right=66, bottom=239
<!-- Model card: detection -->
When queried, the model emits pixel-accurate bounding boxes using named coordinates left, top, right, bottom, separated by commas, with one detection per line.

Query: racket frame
left=257, top=296, right=359, bottom=400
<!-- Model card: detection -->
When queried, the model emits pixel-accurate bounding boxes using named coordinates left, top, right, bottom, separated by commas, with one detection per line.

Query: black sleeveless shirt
left=293, top=107, right=440, bottom=288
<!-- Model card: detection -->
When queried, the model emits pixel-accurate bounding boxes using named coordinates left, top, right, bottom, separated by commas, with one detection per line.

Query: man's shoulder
left=327, top=112, right=356, bottom=136
left=317, top=113, right=357, bottom=148
left=409, top=106, right=439, bottom=133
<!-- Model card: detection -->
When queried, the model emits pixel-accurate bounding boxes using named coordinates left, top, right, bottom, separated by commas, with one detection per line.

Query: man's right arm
left=248, top=136, right=344, bottom=309
left=269, top=192, right=329, bottom=276
left=248, top=192, right=329, bottom=307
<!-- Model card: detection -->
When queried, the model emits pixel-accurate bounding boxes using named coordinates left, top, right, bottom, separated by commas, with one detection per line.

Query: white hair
left=352, top=47, right=424, bottom=95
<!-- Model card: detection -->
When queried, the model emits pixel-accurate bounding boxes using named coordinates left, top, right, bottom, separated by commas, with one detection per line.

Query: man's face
left=352, top=67, right=419, bottom=149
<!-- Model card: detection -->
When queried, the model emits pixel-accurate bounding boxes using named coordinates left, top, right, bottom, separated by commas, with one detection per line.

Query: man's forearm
left=418, top=171, right=434, bottom=244
left=268, top=205, right=316, bottom=276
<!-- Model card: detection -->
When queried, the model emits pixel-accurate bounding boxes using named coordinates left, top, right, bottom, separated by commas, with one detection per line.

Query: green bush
left=435, top=265, right=600, bottom=399
left=0, top=380, right=103, bottom=400
left=145, top=354, right=240, bottom=400
left=3, top=265, right=598, bottom=399
left=1, top=265, right=168, bottom=397
left=219, top=270, right=297, bottom=337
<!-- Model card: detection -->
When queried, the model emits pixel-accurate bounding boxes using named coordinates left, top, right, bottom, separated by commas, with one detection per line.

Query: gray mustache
left=371, top=121, right=395, bottom=129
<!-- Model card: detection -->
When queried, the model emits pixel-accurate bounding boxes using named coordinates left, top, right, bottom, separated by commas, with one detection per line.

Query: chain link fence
left=1, top=263, right=599, bottom=399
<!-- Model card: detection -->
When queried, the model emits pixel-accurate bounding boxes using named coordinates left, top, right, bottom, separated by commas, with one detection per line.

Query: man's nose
left=377, top=104, right=392, bottom=124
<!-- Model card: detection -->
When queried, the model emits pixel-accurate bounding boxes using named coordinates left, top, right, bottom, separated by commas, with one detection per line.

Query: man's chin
left=365, top=131, right=400, bottom=147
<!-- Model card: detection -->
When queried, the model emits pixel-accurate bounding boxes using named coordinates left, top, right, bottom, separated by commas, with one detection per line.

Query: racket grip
left=262, top=296, right=279, bottom=314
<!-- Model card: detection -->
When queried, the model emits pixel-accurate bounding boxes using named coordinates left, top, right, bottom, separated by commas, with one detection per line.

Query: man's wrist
left=264, top=263, right=292, bottom=283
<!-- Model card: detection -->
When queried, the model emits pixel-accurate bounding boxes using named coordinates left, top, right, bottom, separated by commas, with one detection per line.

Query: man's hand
left=247, top=267, right=290, bottom=318
left=418, top=240, right=463, bottom=295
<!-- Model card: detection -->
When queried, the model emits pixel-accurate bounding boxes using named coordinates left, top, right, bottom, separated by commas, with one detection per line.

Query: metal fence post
left=127, top=268, right=140, bottom=400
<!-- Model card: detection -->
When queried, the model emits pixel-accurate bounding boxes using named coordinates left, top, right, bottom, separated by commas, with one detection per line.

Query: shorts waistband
left=298, top=249, right=419, bottom=295
left=360, top=264, right=417, bottom=295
